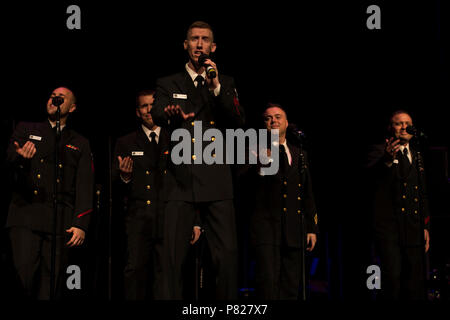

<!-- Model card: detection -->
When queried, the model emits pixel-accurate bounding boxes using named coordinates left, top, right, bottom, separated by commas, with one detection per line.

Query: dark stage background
left=1, top=0, right=449, bottom=302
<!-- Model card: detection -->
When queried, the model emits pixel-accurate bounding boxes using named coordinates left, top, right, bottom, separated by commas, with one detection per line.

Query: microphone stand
left=411, top=134, right=428, bottom=299
left=108, top=135, right=113, bottom=300
left=299, top=142, right=307, bottom=302
left=50, top=106, right=61, bottom=300
left=288, top=129, right=307, bottom=301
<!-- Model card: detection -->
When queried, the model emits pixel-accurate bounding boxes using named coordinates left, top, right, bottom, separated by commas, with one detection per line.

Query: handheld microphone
left=406, top=125, right=427, bottom=139
left=198, top=53, right=217, bottom=79
left=52, top=96, right=64, bottom=107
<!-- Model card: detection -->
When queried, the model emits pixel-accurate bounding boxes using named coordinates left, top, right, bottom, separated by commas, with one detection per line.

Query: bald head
left=46, top=87, right=77, bottom=123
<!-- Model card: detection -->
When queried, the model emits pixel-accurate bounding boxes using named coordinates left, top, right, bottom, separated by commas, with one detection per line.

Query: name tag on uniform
left=29, top=135, right=42, bottom=141
left=173, top=93, right=187, bottom=100
left=132, top=151, right=144, bottom=156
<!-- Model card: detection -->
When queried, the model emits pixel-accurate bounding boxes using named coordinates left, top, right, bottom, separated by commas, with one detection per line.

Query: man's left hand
left=204, top=58, right=220, bottom=90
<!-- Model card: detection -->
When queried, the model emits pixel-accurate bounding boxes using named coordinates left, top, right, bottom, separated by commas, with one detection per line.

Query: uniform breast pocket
left=60, top=149, right=81, bottom=189
left=131, top=151, right=145, bottom=167
left=133, top=154, right=154, bottom=171
left=28, top=138, right=44, bottom=155
left=171, top=94, right=188, bottom=110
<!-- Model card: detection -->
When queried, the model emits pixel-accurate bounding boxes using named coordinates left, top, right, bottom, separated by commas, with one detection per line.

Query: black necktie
left=53, top=125, right=62, bottom=137
left=149, top=132, right=158, bottom=150
left=195, top=75, right=204, bottom=89
left=279, top=144, right=289, bottom=176
left=195, top=75, right=209, bottom=104
left=398, top=147, right=411, bottom=176
left=403, top=147, right=410, bottom=163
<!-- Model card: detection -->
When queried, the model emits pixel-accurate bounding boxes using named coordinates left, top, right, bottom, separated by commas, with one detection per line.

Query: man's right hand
left=164, top=104, right=195, bottom=121
left=118, top=156, right=133, bottom=181
left=384, top=137, right=401, bottom=160
left=14, top=141, right=36, bottom=159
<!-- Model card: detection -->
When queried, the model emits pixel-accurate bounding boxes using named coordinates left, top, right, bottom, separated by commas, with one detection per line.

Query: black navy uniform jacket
left=5, top=121, right=94, bottom=234
left=250, top=141, right=319, bottom=249
left=367, top=143, right=431, bottom=246
left=151, top=70, right=245, bottom=202
left=112, top=127, right=170, bottom=238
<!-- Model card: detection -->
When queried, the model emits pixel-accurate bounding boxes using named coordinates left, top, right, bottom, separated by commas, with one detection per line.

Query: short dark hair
left=388, top=109, right=413, bottom=126
left=389, top=109, right=411, bottom=121
left=136, top=89, right=155, bottom=107
left=263, top=102, right=289, bottom=119
left=186, top=21, right=214, bottom=41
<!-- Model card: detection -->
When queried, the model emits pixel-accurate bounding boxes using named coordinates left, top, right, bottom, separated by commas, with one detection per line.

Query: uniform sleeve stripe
left=233, top=96, right=241, bottom=115
left=77, top=209, right=93, bottom=218
left=424, top=216, right=430, bottom=226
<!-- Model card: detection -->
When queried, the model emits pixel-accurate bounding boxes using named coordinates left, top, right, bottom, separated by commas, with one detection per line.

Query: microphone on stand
left=52, top=96, right=64, bottom=107
left=287, top=123, right=306, bottom=144
left=406, top=125, right=427, bottom=139
left=49, top=94, right=64, bottom=300
left=406, top=125, right=427, bottom=172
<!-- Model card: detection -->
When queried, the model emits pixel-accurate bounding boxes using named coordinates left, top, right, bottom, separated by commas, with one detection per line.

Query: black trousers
left=9, top=226, right=69, bottom=300
left=254, top=244, right=303, bottom=300
left=123, top=214, right=165, bottom=300
left=161, top=200, right=238, bottom=300
left=376, top=238, right=426, bottom=300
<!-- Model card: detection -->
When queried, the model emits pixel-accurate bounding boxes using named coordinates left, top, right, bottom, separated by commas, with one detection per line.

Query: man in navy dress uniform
left=151, top=21, right=245, bottom=299
left=113, top=89, right=201, bottom=299
left=5, top=87, right=94, bottom=299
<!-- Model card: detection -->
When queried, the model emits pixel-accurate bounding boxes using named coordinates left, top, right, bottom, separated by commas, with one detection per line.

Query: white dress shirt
left=280, top=139, right=292, bottom=166
left=399, top=144, right=412, bottom=163
left=48, top=119, right=66, bottom=131
left=386, top=143, right=412, bottom=167
left=185, top=63, right=221, bottom=97
left=258, top=139, right=292, bottom=176
left=141, top=125, right=161, bottom=144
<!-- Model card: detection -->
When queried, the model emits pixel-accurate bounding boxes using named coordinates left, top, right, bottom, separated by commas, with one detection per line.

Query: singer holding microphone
left=151, top=21, right=245, bottom=299
left=366, top=110, right=430, bottom=300
left=5, top=87, right=94, bottom=299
